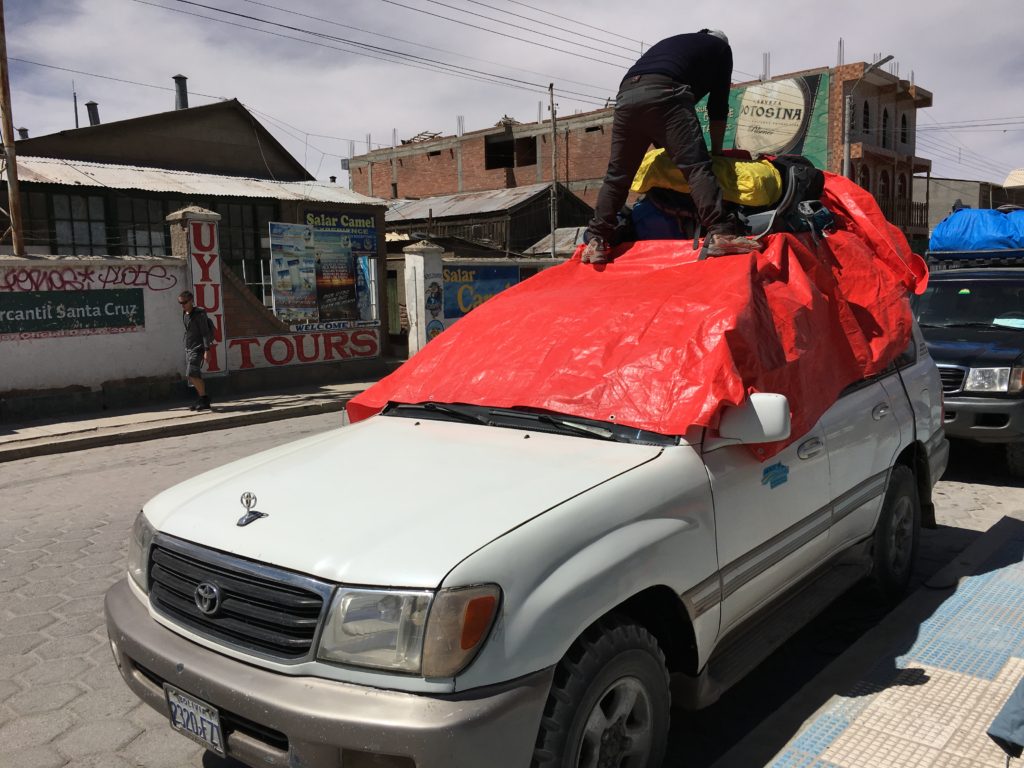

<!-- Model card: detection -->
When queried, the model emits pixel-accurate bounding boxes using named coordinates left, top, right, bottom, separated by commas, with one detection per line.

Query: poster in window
left=269, top=223, right=318, bottom=326
left=302, top=210, right=379, bottom=326
left=313, top=230, right=357, bottom=321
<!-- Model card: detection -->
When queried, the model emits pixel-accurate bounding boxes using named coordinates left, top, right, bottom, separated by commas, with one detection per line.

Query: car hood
left=144, top=415, right=664, bottom=588
left=921, top=326, right=1024, bottom=367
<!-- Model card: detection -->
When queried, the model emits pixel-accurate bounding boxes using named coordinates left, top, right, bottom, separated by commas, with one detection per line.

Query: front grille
left=148, top=536, right=332, bottom=661
left=938, top=365, right=967, bottom=394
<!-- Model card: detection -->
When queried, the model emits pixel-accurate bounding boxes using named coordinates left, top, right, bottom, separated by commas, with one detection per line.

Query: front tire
left=1006, top=443, right=1024, bottom=478
left=871, top=465, right=920, bottom=601
left=532, top=615, right=670, bottom=768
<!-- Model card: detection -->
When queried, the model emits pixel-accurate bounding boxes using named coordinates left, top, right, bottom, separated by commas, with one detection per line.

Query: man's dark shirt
left=183, top=307, right=214, bottom=352
left=623, top=32, right=732, bottom=121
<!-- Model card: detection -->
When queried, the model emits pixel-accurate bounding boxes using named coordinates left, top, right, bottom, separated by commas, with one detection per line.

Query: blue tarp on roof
left=930, top=208, right=1024, bottom=252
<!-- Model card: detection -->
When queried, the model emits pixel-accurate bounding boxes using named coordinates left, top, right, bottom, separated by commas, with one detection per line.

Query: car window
left=913, top=280, right=1024, bottom=330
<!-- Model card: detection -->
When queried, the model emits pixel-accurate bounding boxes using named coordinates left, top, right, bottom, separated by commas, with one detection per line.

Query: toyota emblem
left=194, top=582, right=222, bottom=616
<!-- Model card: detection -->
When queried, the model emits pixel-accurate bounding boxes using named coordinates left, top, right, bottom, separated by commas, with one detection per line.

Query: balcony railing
left=875, top=198, right=928, bottom=229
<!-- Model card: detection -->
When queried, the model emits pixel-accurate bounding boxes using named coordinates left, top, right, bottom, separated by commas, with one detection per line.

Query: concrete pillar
left=167, top=206, right=227, bottom=376
left=403, top=240, right=444, bottom=357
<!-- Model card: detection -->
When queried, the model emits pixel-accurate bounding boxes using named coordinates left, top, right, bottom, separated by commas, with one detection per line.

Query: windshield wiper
left=389, top=402, right=491, bottom=426
left=941, top=321, right=1014, bottom=330
left=494, top=409, right=617, bottom=441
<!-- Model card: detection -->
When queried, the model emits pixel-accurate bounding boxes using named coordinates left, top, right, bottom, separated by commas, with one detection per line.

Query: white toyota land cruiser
left=105, top=320, right=946, bottom=768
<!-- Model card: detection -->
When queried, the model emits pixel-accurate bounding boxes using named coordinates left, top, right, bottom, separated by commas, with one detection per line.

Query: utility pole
left=0, top=0, right=25, bottom=255
left=549, top=83, right=557, bottom=260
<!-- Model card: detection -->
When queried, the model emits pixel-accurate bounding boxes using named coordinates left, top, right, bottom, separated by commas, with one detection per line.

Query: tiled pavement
left=719, top=514, right=1024, bottom=768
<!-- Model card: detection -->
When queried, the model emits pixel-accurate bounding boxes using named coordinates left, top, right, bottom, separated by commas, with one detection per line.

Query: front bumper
left=104, top=579, right=553, bottom=768
left=942, top=395, right=1024, bottom=443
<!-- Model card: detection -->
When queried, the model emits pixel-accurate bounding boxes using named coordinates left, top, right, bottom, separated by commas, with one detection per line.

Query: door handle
left=872, top=403, right=891, bottom=420
left=797, top=437, right=824, bottom=460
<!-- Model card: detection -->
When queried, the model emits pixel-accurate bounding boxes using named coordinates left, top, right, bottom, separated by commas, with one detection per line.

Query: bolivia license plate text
left=165, top=684, right=225, bottom=756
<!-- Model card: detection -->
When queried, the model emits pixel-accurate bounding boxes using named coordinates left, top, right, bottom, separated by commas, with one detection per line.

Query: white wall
left=0, top=256, right=188, bottom=391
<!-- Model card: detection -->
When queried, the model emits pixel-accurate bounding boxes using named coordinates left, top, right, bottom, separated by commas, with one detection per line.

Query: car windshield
left=913, top=280, right=1024, bottom=330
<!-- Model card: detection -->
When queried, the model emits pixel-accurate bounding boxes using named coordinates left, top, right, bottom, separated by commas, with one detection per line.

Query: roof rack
left=927, top=250, right=1024, bottom=270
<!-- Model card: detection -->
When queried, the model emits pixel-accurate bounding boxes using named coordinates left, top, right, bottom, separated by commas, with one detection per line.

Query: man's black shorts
left=185, top=348, right=205, bottom=378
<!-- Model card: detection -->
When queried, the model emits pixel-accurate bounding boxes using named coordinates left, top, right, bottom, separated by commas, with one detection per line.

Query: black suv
left=912, top=267, right=1024, bottom=475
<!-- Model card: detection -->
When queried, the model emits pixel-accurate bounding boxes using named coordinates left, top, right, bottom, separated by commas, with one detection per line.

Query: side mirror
left=716, top=393, right=791, bottom=444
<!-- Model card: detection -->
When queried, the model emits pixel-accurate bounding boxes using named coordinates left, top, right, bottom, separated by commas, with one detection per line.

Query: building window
left=897, top=174, right=908, bottom=199
left=485, top=135, right=537, bottom=169
left=116, top=197, right=168, bottom=256
left=858, top=164, right=871, bottom=192
left=900, top=114, right=909, bottom=144
left=485, top=135, right=515, bottom=169
left=862, top=100, right=871, bottom=133
left=52, top=193, right=107, bottom=255
left=882, top=109, right=890, bottom=149
left=514, top=137, right=537, bottom=167
left=878, top=170, right=891, bottom=199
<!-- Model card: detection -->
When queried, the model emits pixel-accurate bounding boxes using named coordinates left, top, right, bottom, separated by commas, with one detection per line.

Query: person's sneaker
left=706, top=233, right=763, bottom=257
left=189, top=399, right=203, bottom=411
left=581, top=237, right=613, bottom=264
left=196, top=396, right=212, bottom=412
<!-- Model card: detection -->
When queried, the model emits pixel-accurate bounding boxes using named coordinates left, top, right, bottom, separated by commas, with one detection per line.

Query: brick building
left=350, top=60, right=933, bottom=245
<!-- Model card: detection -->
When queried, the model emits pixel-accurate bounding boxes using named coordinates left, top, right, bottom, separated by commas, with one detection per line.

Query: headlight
left=1011, top=367, right=1024, bottom=394
left=318, top=584, right=500, bottom=677
left=318, top=588, right=432, bottom=673
left=127, top=512, right=156, bottom=592
left=965, top=367, right=1010, bottom=392
left=422, top=585, right=500, bottom=678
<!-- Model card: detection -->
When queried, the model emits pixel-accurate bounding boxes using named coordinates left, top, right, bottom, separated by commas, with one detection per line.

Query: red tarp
left=347, top=173, right=928, bottom=458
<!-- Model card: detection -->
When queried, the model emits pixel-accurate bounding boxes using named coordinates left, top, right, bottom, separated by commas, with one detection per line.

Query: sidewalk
left=0, top=381, right=374, bottom=463
left=714, top=514, right=1024, bottom=768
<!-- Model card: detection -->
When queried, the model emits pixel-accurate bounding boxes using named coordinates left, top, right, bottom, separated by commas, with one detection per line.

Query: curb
left=0, top=398, right=349, bottom=463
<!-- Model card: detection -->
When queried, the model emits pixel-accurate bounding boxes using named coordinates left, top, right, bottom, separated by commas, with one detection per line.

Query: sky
left=7, top=0, right=1024, bottom=187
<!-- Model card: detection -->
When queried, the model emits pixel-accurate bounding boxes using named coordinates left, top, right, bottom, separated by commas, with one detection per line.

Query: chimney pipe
left=17, top=127, right=28, bottom=139
left=85, top=101, right=100, bottom=126
left=173, top=74, right=189, bottom=110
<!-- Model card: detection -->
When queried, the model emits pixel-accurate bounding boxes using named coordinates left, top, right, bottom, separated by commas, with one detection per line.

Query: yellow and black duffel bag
left=631, top=148, right=783, bottom=208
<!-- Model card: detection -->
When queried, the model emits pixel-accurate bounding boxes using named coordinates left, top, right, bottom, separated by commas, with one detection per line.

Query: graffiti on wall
left=0, top=264, right=178, bottom=293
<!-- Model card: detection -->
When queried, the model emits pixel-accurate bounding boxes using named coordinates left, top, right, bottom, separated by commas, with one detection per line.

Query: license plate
left=164, top=684, right=226, bottom=756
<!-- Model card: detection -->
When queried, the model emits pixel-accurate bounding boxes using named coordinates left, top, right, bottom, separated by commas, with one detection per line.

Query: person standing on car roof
left=582, top=29, right=762, bottom=264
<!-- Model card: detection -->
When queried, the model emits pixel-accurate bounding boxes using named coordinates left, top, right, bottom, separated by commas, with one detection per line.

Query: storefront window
left=116, top=197, right=168, bottom=256
left=52, top=193, right=106, bottom=255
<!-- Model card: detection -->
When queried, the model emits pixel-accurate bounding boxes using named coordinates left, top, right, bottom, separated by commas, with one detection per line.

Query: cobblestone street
left=1, top=418, right=1022, bottom=768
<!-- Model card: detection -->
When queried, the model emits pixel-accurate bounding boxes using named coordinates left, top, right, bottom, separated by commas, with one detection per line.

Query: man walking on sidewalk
left=179, top=290, right=215, bottom=411
left=582, top=28, right=762, bottom=264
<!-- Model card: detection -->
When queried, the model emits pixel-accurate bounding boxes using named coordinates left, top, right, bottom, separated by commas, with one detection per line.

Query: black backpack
left=770, top=155, right=825, bottom=203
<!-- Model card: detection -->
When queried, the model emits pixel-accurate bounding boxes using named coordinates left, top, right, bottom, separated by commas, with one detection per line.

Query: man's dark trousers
left=588, top=74, right=729, bottom=244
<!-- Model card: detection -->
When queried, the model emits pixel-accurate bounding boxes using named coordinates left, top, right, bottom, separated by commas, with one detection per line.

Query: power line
left=9, top=57, right=226, bottom=102
left=375, top=0, right=626, bottom=69
left=502, top=0, right=645, bottom=46
left=424, top=0, right=638, bottom=60
left=239, top=0, right=613, bottom=96
left=139, top=0, right=609, bottom=107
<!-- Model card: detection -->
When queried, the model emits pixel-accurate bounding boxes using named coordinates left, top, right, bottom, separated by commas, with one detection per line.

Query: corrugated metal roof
left=14, top=155, right=385, bottom=205
left=386, top=182, right=552, bottom=222
left=523, top=226, right=587, bottom=256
